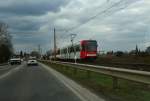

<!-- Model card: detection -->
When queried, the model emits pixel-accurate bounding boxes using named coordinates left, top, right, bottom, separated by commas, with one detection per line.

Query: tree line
left=0, top=22, right=13, bottom=63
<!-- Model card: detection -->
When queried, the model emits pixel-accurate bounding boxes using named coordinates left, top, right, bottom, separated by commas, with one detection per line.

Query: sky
left=0, top=0, right=150, bottom=53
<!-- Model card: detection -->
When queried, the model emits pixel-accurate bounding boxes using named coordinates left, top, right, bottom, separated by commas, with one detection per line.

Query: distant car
left=27, top=59, right=38, bottom=66
left=21, top=59, right=24, bottom=62
left=10, top=58, right=21, bottom=65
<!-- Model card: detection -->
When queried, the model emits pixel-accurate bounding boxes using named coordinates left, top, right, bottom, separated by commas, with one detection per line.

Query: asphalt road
left=0, top=63, right=82, bottom=101
left=0, top=64, right=18, bottom=76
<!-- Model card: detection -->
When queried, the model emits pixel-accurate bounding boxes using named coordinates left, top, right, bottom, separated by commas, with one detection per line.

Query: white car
left=10, top=58, right=21, bottom=65
left=27, top=59, right=38, bottom=66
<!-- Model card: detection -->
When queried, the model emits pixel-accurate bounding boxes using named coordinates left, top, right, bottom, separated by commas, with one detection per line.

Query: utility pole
left=54, top=28, right=56, bottom=60
left=38, top=45, right=40, bottom=53
left=70, top=34, right=77, bottom=63
left=38, top=44, right=41, bottom=59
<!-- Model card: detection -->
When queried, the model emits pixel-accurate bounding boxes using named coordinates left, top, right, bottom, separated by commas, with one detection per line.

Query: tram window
left=70, top=46, right=74, bottom=52
left=57, top=50, right=60, bottom=54
left=82, top=45, right=86, bottom=51
left=76, top=45, right=80, bottom=51
left=62, top=49, right=66, bottom=54
left=64, top=49, right=67, bottom=54
left=68, top=47, right=71, bottom=53
left=61, top=49, right=64, bottom=54
left=65, top=49, right=67, bottom=53
left=86, top=41, right=97, bottom=52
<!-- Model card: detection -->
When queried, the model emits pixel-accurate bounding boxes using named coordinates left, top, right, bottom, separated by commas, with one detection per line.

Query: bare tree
left=0, top=22, right=13, bottom=63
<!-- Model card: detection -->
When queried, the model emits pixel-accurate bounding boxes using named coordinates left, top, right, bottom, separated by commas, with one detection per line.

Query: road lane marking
left=40, top=63, right=105, bottom=101
left=0, top=64, right=25, bottom=80
left=0, top=65, right=11, bottom=70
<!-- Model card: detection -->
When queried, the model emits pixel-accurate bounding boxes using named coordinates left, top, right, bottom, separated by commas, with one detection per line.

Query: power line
left=56, top=0, right=133, bottom=45
left=53, top=0, right=140, bottom=50
left=64, top=0, right=139, bottom=39
left=65, top=0, right=124, bottom=33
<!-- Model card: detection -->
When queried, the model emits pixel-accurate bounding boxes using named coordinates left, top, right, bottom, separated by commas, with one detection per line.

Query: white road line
left=0, top=65, right=10, bottom=70
left=40, top=63, right=105, bottom=101
left=0, top=64, right=25, bottom=80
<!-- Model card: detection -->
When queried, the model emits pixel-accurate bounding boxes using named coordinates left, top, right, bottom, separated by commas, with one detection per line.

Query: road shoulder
left=40, top=62, right=105, bottom=101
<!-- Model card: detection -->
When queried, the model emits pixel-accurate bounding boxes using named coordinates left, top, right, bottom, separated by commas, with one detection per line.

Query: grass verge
left=42, top=61, right=150, bottom=101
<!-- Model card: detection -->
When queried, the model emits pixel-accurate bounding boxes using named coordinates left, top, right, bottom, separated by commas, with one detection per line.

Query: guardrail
left=41, top=60, right=150, bottom=88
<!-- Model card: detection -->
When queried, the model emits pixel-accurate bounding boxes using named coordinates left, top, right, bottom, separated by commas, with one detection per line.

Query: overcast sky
left=0, top=0, right=149, bottom=53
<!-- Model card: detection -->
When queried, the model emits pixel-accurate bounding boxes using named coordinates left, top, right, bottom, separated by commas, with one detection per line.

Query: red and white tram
left=56, top=40, right=98, bottom=60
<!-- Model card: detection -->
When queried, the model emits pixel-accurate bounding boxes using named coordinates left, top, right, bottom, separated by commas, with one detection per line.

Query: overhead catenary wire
left=66, top=0, right=124, bottom=33
left=56, top=1, right=124, bottom=43
left=68, top=0, right=140, bottom=33
left=56, top=0, right=139, bottom=47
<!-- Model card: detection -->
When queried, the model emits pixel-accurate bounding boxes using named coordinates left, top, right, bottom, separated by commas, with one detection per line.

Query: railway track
left=83, top=62, right=150, bottom=71
left=55, top=59, right=150, bottom=71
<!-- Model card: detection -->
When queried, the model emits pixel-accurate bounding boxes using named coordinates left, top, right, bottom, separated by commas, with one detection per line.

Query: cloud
left=0, top=0, right=69, bottom=16
left=0, top=0, right=150, bottom=53
left=46, top=0, right=150, bottom=52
